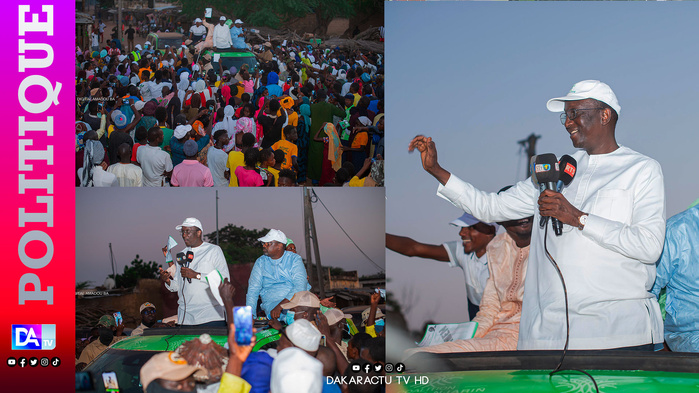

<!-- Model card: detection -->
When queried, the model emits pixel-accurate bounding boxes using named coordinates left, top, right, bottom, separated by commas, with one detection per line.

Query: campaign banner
left=1, top=0, right=74, bottom=389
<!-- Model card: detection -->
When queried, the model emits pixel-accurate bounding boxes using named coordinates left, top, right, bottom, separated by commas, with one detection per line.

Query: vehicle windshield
left=84, top=349, right=156, bottom=393
left=158, top=37, right=185, bottom=49
left=214, top=55, right=259, bottom=73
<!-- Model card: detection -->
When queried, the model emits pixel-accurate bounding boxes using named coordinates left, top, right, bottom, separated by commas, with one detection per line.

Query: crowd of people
left=76, top=14, right=385, bottom=188
left=76, top=220, right=386, bottom=393
left=389, top=80, right=699, bottom=358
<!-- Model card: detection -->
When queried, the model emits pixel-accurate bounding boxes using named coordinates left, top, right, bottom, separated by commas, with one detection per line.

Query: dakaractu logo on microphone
left=11, top=324, right=56, bottom=350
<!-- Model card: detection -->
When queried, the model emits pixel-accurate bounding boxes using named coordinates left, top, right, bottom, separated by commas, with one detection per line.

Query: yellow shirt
left=266, top=167, right=280, bottom=187
left=348, top=176, right=366, bottom=187
left=217, top=373, right=251, bottom=393
left=226, top=151, right=245, bottom=187
left=271, top=140, right=298, bottom=170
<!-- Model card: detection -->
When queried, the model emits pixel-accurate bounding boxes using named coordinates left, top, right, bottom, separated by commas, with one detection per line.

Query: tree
left=110, top=255, right=160, bottom=288
left=205, top=225, right=270, bottom=265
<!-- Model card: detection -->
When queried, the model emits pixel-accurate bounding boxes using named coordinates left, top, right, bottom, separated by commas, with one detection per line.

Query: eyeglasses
left=559, top=107, right=604, bottom=125
left=142, top=309, right=156, bottom=315
left=180, top=228, right=199, bottom=235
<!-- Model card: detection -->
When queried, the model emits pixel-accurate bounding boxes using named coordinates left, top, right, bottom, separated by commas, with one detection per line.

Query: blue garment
left=246, top=251, right=309, bottom=318
left=651, top=205, right=699, bottom=352
left=230, top=26, right=246, bottom=49
left=169, top=135, right=210, bottom=166
left=265, top=72, right=284, bottom=98
left=241, top=351, right=273, bottom=393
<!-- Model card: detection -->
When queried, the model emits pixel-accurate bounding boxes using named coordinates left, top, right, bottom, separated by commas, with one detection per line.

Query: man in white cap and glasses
left=131, top=302, right=157, bottom=336
left=246, top=229, right=310, bottom=320
left=409, top=80, right=665, bottom=351
left=230, top=19, right=247, bottom=50
left=189, top=18, right=206, bottom=45
left=213, top=16, right=233, bottom=50
left=386, top=212, right=498, bottom=320
left=161, top=217, right=230, bottom=326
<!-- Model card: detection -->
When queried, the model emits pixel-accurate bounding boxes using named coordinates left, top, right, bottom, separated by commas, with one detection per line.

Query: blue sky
left=386, top=1, right=699, bottom=330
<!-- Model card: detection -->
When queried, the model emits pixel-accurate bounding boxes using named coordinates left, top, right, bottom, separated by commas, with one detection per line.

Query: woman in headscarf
left=176, top=72, right=190, bottom=110
left=296, top=103, right=311, bottom=183
left=211, top=105, right=237, bottom=152
left=279, top=96, right=298, bottom=139
left=312, top=122, right=342, bottom=186
left=265, top=71, right=283, bottom=98
left=234, top=116, right=256, bottom=152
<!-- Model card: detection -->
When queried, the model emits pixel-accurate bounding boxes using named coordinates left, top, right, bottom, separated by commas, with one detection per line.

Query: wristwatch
left=196, top=273, right=201, bottom=280
left=578, top=213, right=589, bottom=230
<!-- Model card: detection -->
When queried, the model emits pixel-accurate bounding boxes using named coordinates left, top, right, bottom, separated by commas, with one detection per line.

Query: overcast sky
left=76, top=187, right=385, bottom=285
left=386, top=1, right=699, bottom=331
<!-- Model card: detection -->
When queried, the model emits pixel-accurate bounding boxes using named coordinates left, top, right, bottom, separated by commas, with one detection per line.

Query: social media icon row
left=7, top=357, right=59, bottom=368
left=350, top=362, right=405, bottom=373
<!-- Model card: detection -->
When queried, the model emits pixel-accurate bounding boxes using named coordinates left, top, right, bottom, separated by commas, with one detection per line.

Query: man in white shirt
left=207, top=129, right=231, bottom=187
left=137, top=127, right=173, bottom=187
left=107, top=143, right=143, bottom=187
left=160, top=217, right=230, bottom=326
left=213, top=16, right=233, bottom=50
left=409, top=80, right=665, bottom=351
left=386, top=213, right=497, bottom=320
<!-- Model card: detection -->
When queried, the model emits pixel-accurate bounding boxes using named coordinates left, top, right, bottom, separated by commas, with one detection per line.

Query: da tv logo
left=12, top=325, right=56, bottom=350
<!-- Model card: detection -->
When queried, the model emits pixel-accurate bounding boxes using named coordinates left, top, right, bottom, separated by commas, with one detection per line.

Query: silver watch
left=578, top=213, right=588, bottom=230
left=196, top=273, right=201, bottom=280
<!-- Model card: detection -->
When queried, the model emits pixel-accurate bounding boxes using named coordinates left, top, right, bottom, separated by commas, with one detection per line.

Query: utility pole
left=518, top=133, right=540, bottom=178
left=117, top=0, right=123, bottom=43
left=108, top=242, right=116, bottom=278
left=303, top=188, right=325, bottom=298
left=303, top=188, right=314, bottom=289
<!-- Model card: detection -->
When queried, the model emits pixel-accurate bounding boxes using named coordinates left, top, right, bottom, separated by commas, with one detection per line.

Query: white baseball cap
left=546, top=80, right=621, bottom=115
left=220, top=16, right=226, bottom=21
left=194, top=18, right=202, bottom=23
left=449, top=212, right=496, bottom=230
left=270, top=347, right=322, bottom=393
left=285, top=319, right=322, bottom=352
left=174, top=124, right=192, bottom=139
left=234, top=19, right=243, bottom=24
left=258, top=229, right=287, bottom=244
left=175, top=217, right=203, bottom=232
left=324, top=308, right=351, bottom=326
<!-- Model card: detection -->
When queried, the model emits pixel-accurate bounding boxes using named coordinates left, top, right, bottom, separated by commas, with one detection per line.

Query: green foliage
left=173, top=0, right=373, bottom=30
left=111, top=255, right=160, bottom=288
left=76, top=281, right=92, bottom=290
left=205, top=225, right=270, bottom=265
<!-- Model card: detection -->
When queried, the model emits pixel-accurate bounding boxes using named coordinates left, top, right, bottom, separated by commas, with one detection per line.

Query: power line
left=311, top=190, right=385, bottom=273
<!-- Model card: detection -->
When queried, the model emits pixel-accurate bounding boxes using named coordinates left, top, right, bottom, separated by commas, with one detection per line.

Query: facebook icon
left=12, top=325, right=56, bottom=350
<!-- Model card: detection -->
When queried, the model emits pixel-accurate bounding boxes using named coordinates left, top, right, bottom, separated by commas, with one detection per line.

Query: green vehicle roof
left=111, top=328, right=279, bottom=352
left=202, top=50, right=255, bottom=58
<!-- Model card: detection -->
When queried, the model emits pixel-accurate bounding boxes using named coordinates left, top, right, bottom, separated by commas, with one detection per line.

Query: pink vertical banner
left=1, top=0, right=74, bottom=389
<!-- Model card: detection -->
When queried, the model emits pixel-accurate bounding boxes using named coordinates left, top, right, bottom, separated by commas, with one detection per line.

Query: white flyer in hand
left=165, top=236, right=178, bottom=263
left=213, top=53, right=221, bottom=63
left=205, top=8, right=212, bottom=18
left=205, top=270, right=225, bottom=306
left=417, top=322, right=478, bottom=347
